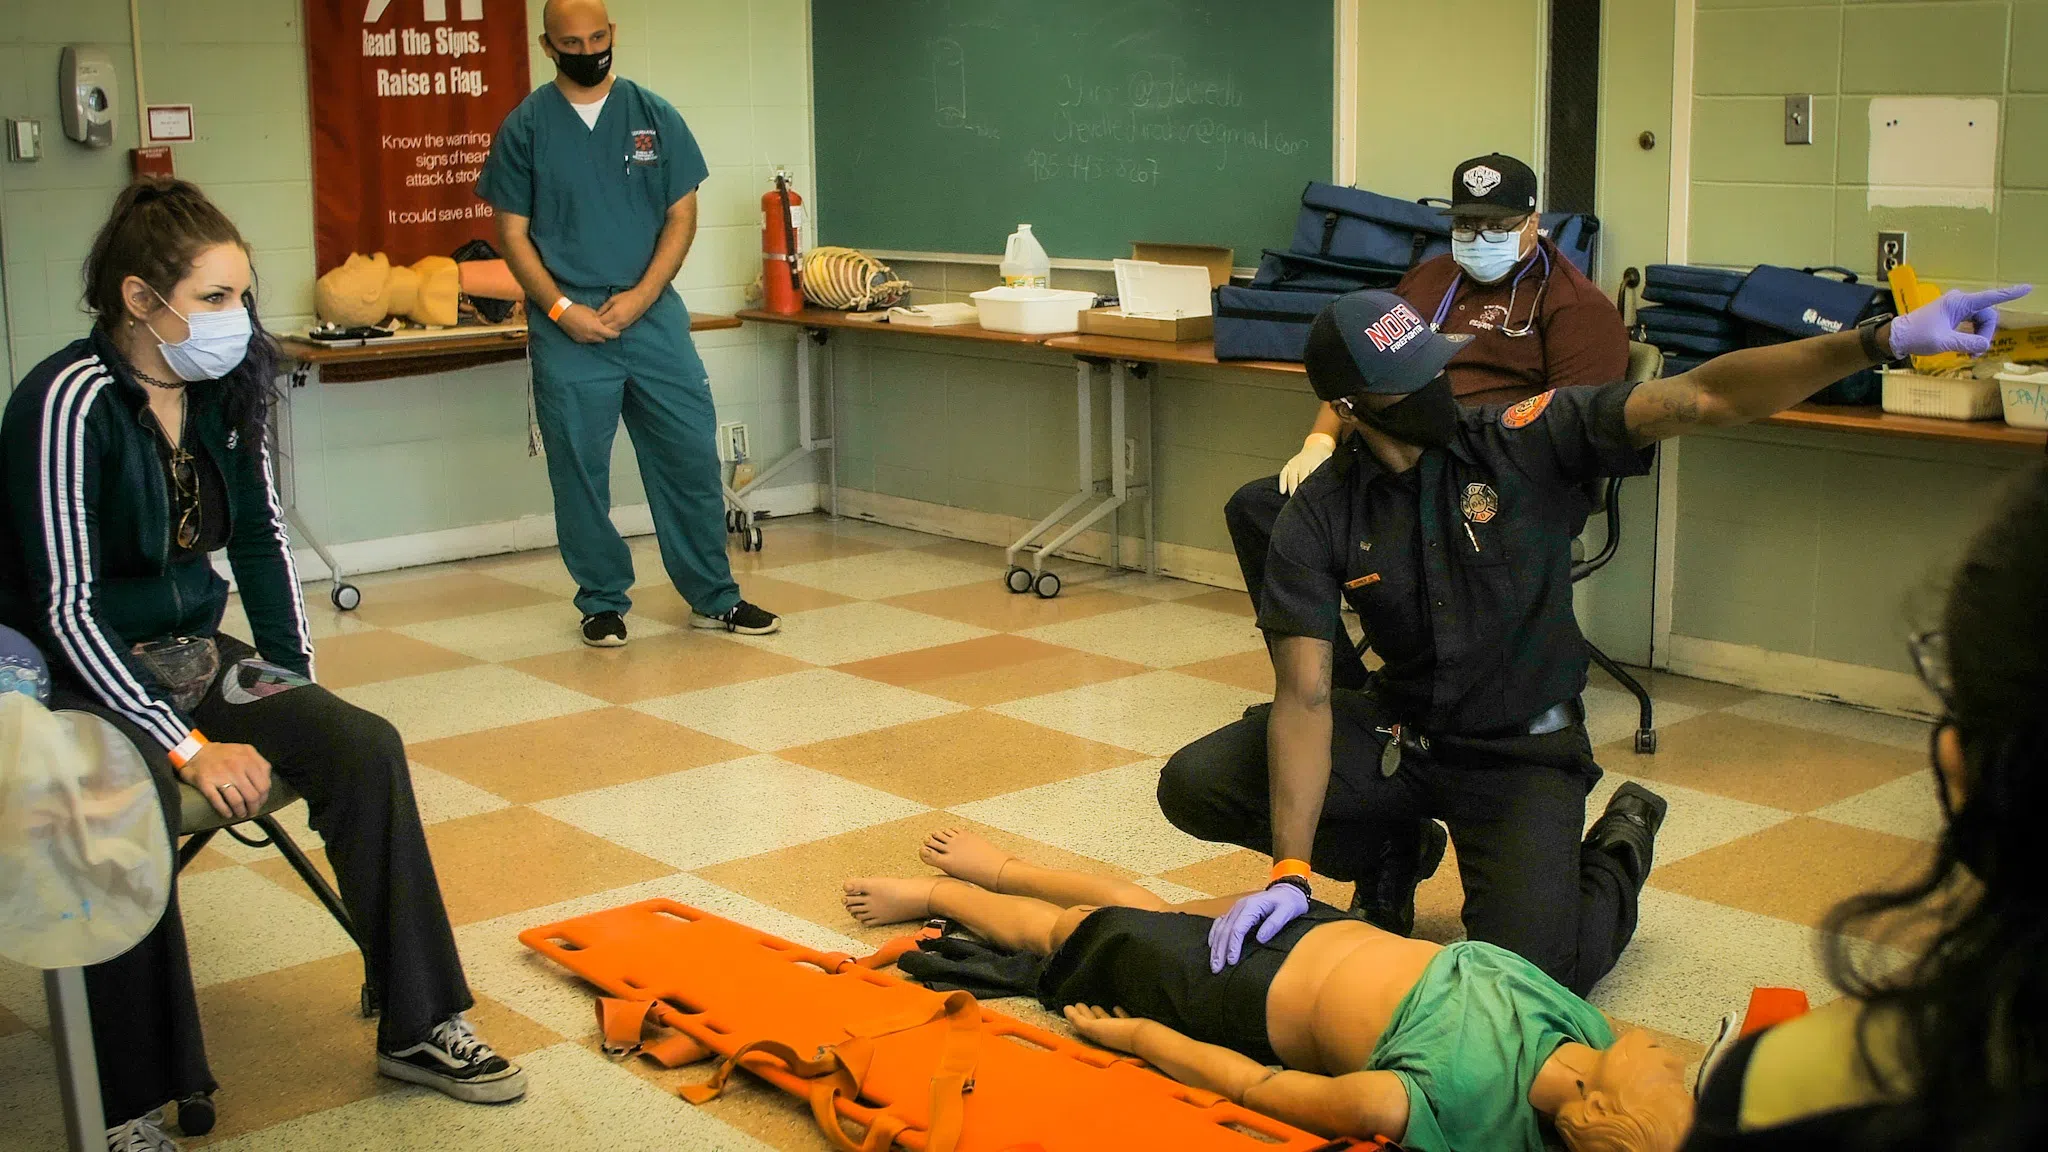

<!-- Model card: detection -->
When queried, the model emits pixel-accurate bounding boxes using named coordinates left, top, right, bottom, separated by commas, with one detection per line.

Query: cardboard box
left=1079, top=307, right=1214, bottom=342
left=1076, top=242, right=1232, bottom=342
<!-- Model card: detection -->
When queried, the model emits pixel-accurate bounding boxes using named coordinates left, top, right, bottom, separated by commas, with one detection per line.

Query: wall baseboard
left=1664, top=633, right=1938, bottom=719
left=833, top=489, right=1248, bottom=593
left=239, top=483, right=822, bottom=585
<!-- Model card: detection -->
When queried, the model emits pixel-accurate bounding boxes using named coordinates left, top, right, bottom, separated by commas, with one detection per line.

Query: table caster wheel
left=747, top=526, right=764, bottom=552
left=1633, top=729, right=1657, bottom=755
left=1033, top=571, right=1062, bottom=599
left=1005, top=566, right=1033, bottom=594
left=726, top=510, right=741, bottom=533
left=176, top=1094, right=215, bottom=1137
left=361, top=981, right=380, bottom=1018
left=331, top=583, right=361, bottom=611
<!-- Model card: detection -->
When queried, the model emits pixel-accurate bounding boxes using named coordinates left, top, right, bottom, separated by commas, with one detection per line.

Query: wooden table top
left=277, top=312, right=741, bottom=367
left=736, top=307, right=1053, bottom=346
left=1041, top=334, right=1302, bottom=375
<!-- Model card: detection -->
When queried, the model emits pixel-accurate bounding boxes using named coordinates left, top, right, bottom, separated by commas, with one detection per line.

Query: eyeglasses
left=1908, top=629, right=1953, bottom=707
left=1450, top=217, right=1529, bottom=244
left=169, top=446, right=202, bottom=550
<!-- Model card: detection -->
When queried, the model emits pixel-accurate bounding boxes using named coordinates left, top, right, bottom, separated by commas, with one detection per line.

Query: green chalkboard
left=810, top=0, right=1334, bottom=262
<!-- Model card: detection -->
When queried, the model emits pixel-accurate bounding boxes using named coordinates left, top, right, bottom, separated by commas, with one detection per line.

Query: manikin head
left=1553, top=1030, right=1695, bottom=1152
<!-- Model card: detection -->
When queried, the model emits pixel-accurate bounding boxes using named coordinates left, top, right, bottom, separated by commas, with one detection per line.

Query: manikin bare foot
left=843, top=876, right=940, bottom=927
left=920, top=827, right=1015, bottom=891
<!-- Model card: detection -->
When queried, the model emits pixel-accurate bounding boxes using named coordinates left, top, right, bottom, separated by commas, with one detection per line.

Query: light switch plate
left=6, top=118, right=40, bottom=161
left=1785, top=94, right=1813, bottom=145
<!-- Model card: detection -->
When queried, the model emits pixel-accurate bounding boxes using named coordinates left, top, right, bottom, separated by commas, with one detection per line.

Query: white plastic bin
left=970, top=287, right=1098, bottom=335
left=1879, top=368, right=2001, bottom=421
left=1996, top=363, right=2048, bottom=430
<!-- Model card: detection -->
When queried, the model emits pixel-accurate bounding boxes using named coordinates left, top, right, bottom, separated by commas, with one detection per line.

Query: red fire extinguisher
left=761, top=171, right=804, bottom=314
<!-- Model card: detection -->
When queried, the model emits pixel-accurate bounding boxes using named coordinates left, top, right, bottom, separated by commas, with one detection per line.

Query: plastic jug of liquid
left=1001, top=225, right=1051, bottom=289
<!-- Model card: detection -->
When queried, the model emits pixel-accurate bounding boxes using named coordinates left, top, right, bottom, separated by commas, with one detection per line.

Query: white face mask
left=1451, top=230, right=1526, bottom=284
left=147, top=291, right=252, bottom=382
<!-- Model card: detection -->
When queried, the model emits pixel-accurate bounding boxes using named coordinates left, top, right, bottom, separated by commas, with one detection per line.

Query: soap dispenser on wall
left=60, top=46, right=118, bottom=149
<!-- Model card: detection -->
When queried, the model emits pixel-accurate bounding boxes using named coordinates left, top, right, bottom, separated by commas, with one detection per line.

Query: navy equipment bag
left=1635, top=305, right=1743, bottom=356
left=1642, top=264, right=1746, bottom=312
left=1729, top=265, right=1891, bottom=340
left=1212, top=284, right=1342, bottom=362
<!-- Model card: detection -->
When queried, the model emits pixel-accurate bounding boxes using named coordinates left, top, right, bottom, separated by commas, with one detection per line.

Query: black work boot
left=1585, top=782, right=1669, bottom=888
left=1349, top=819, right=1448, bottom=937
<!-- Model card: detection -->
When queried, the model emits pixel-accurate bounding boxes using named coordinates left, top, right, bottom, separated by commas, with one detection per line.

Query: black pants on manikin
left=1225, top=476, right=1370, bottom=692
left=1156, top=690, right=1639, bottom=997
left=54, top=635, right=471, bottom=1125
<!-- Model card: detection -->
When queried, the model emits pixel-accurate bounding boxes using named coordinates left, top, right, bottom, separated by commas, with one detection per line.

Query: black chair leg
left=176, top=827, right=219, bottom=871
left=1588, top=642, right=1657, bottom=754
left=255, top=814, right=380, bottom=1017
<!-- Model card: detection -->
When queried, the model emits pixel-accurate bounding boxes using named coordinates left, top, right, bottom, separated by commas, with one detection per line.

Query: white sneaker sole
left=581, top=632, right=628, bottom=648
left=692, top=614, right=780, bottom=635
left=378, top=1054, right=529, bottom=1104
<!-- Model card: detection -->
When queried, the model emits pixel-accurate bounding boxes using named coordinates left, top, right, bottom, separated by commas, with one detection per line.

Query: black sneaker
left=1350, top=819, right=1448, bottom=937
left=106, top=1109, right=179, bottom=1152
left=377, top=1014, right=528, bottom=1104
left=1585, top=781, right=1670, bottom=888
left=692, top=599, right=780, bottom=635
left=581, top=610, right=628, bottom=647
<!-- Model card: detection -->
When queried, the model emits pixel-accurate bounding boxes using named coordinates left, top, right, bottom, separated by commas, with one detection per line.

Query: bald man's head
left=541, top=0, right=612, bottom=55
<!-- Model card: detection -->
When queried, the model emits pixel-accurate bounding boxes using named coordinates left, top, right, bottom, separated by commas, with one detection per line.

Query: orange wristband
left=168, top=730, right=209, bottom=769
left=548, top=296, right=573, bottom=322
left=1268, top=858, right=1311, bottom=883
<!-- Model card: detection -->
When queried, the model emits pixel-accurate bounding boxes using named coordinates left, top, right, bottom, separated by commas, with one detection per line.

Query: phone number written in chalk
left=1025, top=151, right=1160, bottom=186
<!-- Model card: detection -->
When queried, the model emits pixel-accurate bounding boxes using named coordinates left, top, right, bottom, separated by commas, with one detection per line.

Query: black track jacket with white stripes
left=0, top=329, right=313, bottom=752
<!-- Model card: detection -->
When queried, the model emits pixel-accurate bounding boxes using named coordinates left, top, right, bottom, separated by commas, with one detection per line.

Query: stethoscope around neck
left=1431, top=242, right=1551, bottom=338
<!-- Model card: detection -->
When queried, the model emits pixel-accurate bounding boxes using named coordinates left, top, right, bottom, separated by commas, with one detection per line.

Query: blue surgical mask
left=1452, top=232, right=1525, bottom=284
left=149, top=292, right=252, bottom=382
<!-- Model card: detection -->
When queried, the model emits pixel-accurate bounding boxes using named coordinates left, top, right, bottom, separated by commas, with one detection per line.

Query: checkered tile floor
left=0, top=515, right=1937, bottom=1150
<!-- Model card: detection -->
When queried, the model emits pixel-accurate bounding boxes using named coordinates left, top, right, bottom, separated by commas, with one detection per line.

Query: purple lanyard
left=1432, top=244, right=1552, bottom=331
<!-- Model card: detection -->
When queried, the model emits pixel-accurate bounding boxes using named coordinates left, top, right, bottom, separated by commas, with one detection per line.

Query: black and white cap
left=1443, top=153, right=1538, bottom=220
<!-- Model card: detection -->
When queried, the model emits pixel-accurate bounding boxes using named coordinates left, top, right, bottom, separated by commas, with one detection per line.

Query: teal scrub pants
left=528, top=284, right=739, bottom=619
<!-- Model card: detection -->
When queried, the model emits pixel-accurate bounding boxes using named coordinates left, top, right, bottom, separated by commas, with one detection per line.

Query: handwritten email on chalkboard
left=812, top=0, right=1334, bottom=262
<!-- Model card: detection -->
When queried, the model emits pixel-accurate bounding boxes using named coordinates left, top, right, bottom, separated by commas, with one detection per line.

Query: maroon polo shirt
left=1393, top=236, right=1630, bottom=407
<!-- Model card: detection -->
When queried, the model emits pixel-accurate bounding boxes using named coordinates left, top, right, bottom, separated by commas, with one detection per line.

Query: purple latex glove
left=1889, top=285, right=2033, bottom=359
left=1207, top=882, right=1310, bottom=972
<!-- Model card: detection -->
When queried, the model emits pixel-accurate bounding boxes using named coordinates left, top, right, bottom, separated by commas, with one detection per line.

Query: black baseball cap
left=1441, top=153, right=1538, bottom=221
left=1305, top=291, right=1472, bottom=402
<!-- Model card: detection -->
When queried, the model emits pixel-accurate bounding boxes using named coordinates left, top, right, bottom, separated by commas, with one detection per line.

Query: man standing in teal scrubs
left=479, top=0, right=778, bottom=646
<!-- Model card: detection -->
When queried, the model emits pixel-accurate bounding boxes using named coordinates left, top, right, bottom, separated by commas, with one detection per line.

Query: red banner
left=305, top=0, right=530, bottom=276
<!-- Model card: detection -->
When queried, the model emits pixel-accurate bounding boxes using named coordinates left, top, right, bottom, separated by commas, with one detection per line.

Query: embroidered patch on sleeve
left=1501, top=389, right=1556, bottom=429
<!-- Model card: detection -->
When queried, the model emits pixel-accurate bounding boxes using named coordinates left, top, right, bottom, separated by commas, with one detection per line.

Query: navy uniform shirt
left=476, top=78, right=708, bottom=291
left=1258, top=381, right=1653, bottom=736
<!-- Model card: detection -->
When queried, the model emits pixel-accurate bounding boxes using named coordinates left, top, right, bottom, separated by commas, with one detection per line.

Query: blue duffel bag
left=1642, top=264, right=1746, bottom=312
left=1290, top=183, right=1450, bottom=273
left=1729, top=265, right=1891, bottom=339
left=1213, top=284, right=1342, bottom=362
left=1250, top=249, right=1407, bottom=294
left=1636, top=305, right=1743, bottom=356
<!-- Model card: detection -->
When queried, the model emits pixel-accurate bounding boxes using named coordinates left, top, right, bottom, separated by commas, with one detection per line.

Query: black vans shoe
left=692, top=599, right=780, bottom=635
left=377, top=1014, right=528, bottom=1104
left=581, top=610, right=628, bottom=647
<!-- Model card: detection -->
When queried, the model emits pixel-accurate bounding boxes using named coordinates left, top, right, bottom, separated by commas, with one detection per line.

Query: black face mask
left=554, top=45, right=613, bottom=89
left=1356, top=374, right=1460, bottom=449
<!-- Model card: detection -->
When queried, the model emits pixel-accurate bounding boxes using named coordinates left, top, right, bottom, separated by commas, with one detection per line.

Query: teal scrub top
left=1367, top=941, right=1615, bottom=1152
left=477, top=78, right=708, bottom=291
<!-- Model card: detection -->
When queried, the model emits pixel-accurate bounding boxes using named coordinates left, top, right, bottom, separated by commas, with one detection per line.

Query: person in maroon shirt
left=1226, top=153, right=1628, bottom=699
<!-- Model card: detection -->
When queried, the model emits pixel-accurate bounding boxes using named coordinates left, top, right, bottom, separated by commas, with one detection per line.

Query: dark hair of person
left=1822, top=459, right=2048, bottom=1150
left=81, top=177, right=278, bottom=444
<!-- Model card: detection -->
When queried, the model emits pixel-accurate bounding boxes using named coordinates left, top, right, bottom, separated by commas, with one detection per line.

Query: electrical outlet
left=1877, top=231, right=1909, bottom=278
left=717, top=421, right=749, bottom=461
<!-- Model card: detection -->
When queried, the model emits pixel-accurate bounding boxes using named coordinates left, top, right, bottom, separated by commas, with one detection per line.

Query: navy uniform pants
left=529, top=284, right=739, bottom=619
left=1156, top=691, right=1639, bottom=997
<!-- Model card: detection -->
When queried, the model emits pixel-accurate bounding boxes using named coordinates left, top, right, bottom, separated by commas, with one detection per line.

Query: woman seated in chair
left=1686, top=460, right=2048, bottom=1150
left=0, top=178, right=525, bottom=1151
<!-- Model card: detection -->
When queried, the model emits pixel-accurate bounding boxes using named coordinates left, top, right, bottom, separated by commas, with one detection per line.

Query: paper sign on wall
left=304, top=0, right=530, bottom=275
left=1868, top=97, right=1998, bottom=211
